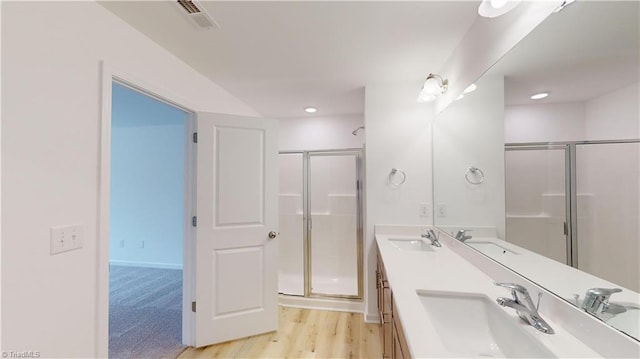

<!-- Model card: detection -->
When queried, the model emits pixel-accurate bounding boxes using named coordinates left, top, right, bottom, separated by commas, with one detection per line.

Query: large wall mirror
left=433, top=0, right=639, bottom=340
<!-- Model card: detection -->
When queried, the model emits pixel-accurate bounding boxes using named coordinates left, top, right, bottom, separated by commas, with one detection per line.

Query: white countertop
left=465, top=236, right=640, bottom=305
left=375, top=231, right=602, bottom=358
left=464, top=236, right=640, bottom=339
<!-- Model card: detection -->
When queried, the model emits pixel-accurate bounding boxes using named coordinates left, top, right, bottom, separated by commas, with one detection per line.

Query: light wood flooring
left=179, top=306, right=382, bottom=358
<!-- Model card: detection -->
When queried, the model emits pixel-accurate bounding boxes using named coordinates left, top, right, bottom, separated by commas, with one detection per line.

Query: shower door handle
left=268, top=231, right=277, bottom=239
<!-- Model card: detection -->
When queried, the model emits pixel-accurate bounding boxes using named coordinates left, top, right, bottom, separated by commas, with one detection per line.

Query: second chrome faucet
left=455, top=229, right=473, bottom=242
left=421, top=229, right=442, bottom=247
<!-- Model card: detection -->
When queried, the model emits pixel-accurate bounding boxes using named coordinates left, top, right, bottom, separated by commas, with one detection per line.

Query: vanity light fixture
left=417, top=73, right=448, bottom=103
left=304, top=106, right=317, bottom=113
left=478, top=0, right=521, bottom=18
left=530, top=92, right=549, bottom=100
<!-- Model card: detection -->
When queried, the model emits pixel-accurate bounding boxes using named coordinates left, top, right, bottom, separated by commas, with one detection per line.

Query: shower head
left=352, top=126, right=365, bottom=136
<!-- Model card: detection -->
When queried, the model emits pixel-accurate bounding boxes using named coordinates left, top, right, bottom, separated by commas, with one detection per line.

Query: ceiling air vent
left=176, top=0, right=219, bottom=30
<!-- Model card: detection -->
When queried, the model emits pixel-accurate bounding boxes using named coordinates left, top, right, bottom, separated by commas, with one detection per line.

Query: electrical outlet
left=437, top=203, right=448, bottom=218
left=50, top=224, right=83, bottom=255
left=419, top=202, right=430, bottom=217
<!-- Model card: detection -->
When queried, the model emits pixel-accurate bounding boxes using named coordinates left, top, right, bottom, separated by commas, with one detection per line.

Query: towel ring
left=465, top=166, right=484, bottom=185
left=388, top=168, right=407, bottom=187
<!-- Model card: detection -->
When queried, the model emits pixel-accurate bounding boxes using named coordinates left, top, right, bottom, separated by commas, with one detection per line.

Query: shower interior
left=278, top=149, right=363, bottom=299
left=505, top=140, right=640, bottom=291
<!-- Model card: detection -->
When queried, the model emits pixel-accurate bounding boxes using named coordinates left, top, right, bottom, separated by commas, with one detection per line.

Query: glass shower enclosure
left=278, top=149, right=363, bottom=299
left=505, top=139, right=640, bottom=291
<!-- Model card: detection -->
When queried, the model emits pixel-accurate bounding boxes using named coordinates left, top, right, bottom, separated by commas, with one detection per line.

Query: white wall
left=278, top=114, right=364, bottom=151
left=1, top=1, right=258, bottom=357
left=110, top=83, right=187, bottom=269
left=432, top=75, right=506, bottom=238
left=364, top=82, right=433, bottom=320
left=584, top=82, right=639, bottom=140
left=505, top=102, right=585, bottom=143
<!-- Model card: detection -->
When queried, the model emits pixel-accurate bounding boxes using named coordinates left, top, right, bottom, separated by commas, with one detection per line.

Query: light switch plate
left=50, top=224, right=83, bottom=255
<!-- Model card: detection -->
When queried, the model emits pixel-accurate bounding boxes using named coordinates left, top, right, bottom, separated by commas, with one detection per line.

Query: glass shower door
left=505, top=146, right=569, bottom=264
left=307, top=152, right=362, bottom=298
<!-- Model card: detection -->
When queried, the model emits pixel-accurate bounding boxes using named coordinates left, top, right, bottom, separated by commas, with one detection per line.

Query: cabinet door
left=393, top=322, right=405, bottom=359
left=392, top=302, right=411, bottom=359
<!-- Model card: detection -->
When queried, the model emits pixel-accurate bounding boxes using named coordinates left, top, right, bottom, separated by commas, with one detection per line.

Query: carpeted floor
left=109, top=265, right=186, bottom=359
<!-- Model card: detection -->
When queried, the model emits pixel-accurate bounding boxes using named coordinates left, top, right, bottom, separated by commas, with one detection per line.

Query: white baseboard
left=109, top=260, right=182, bottom=270
left=364, top=312, right=381, bottom=323
left=278, top=294, right=364, bottom=313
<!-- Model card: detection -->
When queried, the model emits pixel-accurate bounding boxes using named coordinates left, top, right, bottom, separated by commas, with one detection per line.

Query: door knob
left=268, top=231, right=277, bottom=239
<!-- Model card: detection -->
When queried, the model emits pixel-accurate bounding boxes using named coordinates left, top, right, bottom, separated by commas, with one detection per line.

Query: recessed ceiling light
left=463, top=83, right=477, bottom=94
left=304, top=107, right=317, bottom=113
left=530, top=92, right=549, bottom=100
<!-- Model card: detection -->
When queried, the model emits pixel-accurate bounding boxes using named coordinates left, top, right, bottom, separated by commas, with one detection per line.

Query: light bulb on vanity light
left=417, top=73, right=448, bottom=103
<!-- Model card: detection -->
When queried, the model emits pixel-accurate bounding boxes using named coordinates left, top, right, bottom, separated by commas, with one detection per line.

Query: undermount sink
left=417, top=290, right=555, bottom=358
left=467, top=241, right=519, bottom=256
left=388, top=238, right=434, bottom=251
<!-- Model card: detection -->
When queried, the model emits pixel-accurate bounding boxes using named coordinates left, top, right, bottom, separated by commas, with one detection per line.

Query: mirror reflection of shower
left=352, top=126, right=365, bottom=136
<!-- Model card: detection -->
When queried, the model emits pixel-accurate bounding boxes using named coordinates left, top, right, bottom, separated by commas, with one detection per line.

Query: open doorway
left=108, top=82, right=190, bottom=358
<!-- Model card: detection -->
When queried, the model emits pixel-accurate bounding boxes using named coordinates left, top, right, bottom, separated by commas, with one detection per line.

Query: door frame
left=97, top=61, right=197, bottom=357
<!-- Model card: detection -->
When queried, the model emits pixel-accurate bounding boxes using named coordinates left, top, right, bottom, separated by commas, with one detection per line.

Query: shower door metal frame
left=505, top=138, right=640, bottom=268
left=279, top=148, right=364, bottom=300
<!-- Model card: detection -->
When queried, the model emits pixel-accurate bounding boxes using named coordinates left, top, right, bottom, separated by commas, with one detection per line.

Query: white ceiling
left=487, top=1, right=639, bottom=106
left=100, top=0, right=480, bottom=118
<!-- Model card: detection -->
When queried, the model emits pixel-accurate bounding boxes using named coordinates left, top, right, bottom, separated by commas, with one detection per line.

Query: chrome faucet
left=421, top=229, right=442, bottom=247
left=495, top=282, right=555, bottom=334
left=581, top=288, right=626, bottom=317
left=455, top=229, right=472, bottom=242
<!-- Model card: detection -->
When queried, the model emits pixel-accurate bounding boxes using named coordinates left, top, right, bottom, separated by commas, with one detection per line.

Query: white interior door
left=195, top=112, right=278, bottom=347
